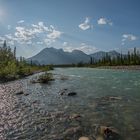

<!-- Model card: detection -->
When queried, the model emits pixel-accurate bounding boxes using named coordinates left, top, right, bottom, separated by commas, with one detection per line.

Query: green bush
left=37, top=72, right=54, bottom=83
left=31, top=72, right=54, bottom=84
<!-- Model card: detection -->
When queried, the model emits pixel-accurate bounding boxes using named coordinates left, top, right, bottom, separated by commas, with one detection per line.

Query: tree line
left=0, top=41, right=52, bottom=82
left=90, top=48, right=140, bottom=66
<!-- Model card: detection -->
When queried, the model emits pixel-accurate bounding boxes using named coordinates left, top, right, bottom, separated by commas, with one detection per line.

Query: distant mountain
left=27, top=47, right=90, bottom=65
left=27, top=47, right=120, bottom=65
left=90, top=50, right=120, bottom=61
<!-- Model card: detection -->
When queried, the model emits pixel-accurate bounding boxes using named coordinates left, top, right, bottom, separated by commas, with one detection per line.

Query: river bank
left=0, top=70, right=43, bottom=83
left=0, top=65, right=53, bottom=83
left=95, top=65, right=140, bottom=70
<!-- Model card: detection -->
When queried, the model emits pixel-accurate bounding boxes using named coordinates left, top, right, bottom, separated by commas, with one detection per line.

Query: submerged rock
left=109, top=96, right=122, bottom=100
left=96, top=126, right=120, bottom=140
left=96, top=135, right=104, bottom=140
left=15, top=91, right=24, bottom=95
left=59, top=89, right=77, bottom=96
left=70, top=114, right=82, bottom=120
left=67, top=92, right=77, bottom=96
left=79, top=136, right=91, bottom=140
left=59, top=89, right=68, bottom=95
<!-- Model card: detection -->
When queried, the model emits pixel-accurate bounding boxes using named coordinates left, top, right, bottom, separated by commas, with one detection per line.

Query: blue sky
left=0, top=0, right=140, bottom=58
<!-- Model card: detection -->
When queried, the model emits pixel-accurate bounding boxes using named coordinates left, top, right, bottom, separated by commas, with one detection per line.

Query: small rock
left=15, top=91, right=24, bottom=95
left=59, top=89, right=67, bottom=95
left=99, top=126, right=108, bottom=135
left=98, top=126, right=120, bottom=140
left=70, top=114, right=81, bottom=120
left=96, top=135, right=104, bottom=140
left=32, top=100, right=38, bottom=104
left=59, top=89, right=77, bottom=96
left=79, top=136, right=91, bottom=140
left=109, top=96, right=122, bottom=100
left=67, top=92, right=77, bottom=96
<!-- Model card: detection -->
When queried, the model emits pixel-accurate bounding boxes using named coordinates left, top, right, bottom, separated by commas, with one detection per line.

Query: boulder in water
left=67, top=92, right=77, bottom=96
left=59, top=89, right=77, bottom=96
left=15, top=91, right=24, bottom=95
left=96, top=126, right=120, bottom=140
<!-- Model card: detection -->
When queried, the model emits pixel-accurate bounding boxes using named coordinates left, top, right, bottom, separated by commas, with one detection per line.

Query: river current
left=0, top=68, right=140, bottom=140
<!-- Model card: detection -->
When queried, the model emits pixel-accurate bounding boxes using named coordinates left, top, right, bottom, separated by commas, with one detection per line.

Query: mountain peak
left=28, top=47, right=90, bottom=65
left=27, top=47, right=120, bottom=65
left=72, top=49, right=84, bottom=54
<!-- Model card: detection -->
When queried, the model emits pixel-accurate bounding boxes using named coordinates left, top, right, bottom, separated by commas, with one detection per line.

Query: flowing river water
left=0, top=68, right=140, bottom=140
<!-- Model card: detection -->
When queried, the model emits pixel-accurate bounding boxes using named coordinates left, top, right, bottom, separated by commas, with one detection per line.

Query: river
left=0, top=68, right=140, bottom=140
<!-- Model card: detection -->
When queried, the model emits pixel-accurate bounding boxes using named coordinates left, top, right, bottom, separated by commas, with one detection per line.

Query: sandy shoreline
left=96, top=65, right=140, bottom=70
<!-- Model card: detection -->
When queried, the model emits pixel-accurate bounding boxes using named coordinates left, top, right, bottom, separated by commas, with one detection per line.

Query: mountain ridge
left=27, top=47, right=120, bottom=65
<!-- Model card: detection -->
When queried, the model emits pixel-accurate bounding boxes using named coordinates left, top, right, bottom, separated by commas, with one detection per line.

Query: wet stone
left=67, top=92, right=77, bottom=96
left=96, top=135, right=105, bottom=140
left=70, top=114, right=82, bottom=120
left=79, top=136, right=91, bottom=140
left=96, top=126, right=120, bottom=140
left=59, top=89, right=77, bottom=96
left=15, top=91, right=24, bottom=95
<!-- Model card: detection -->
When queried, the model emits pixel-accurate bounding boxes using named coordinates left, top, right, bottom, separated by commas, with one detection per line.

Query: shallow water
left=0, top=68, right=140, bottom=140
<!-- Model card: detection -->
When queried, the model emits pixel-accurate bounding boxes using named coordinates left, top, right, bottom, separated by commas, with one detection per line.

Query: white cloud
left=17, top=20, right=25, bottom=24
left=1, top=21, right=62, bottom=47
left=32, top=22, right=50, bottom=33
left=76, top=43, right=97, bottom=54
left=37, top=41, right=43, bottom=45
left=121, top=34, right=138, bottom=46
left=98, top=17, right=113, bottom=26
left=63, top=42, right=68, bottom=46
left=26, top=40, right=32, bottom=45
left=47, top=29, right=62, bottom=39
left=63, top=42, right=97, bottom=54
left=5, top=34, right=14, bottom=40
left=44, top=28, right=62, bottom=46
left=8, top=25, right=11, bottom=30
left=79, top=17, right=91, bottom=30
left=0, top=36, right=5, bottom=44
left=0, top=35, right=15, bottom=46
left=98, top=18, right=107, bottom=25
left=122, top=34, right=137, bottom=41
left=14, top=22, right=62, bottom=45
left=15, top=26, right=35, bottom=43
left=8, top=40, right=15, bottom=45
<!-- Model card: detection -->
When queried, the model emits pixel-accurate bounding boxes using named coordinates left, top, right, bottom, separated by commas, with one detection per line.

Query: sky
left=0, top=0, right=140, bottom=58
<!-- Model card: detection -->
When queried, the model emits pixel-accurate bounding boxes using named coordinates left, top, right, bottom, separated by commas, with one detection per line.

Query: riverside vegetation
left=0, top=41, right=53, bottom=82
left=31, top=72, right=54, bottom=84
left=90, top=47, right=140, bottom=66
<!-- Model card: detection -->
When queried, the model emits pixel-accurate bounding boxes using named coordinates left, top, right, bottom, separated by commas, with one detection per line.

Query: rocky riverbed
left=0, top=68, right=140, bottom=140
